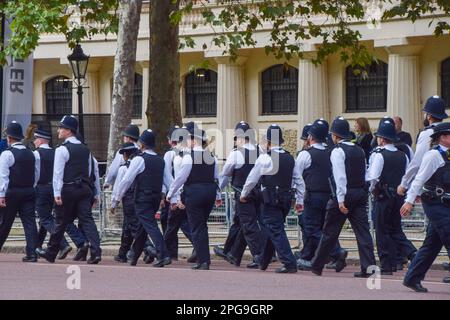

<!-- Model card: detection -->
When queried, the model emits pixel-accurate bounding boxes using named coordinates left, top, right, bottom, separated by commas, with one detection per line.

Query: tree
left=147, top=0, right=182, bottom=152
left=107, top=0, right=143, bottom=164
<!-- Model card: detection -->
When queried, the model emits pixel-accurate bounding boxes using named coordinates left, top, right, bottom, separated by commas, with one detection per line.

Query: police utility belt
left=421, top=186, right=450, bottom=207
left=372, top=184, right=398, bottom=201
left=261, top=186, right=293, bottom=206
left=63, top=178, right=91, bottom=188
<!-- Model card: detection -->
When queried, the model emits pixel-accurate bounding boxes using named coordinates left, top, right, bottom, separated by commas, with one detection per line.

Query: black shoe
left=187, top=250, right=197, bottom=263
left=246, top=261, right=259, bottom=269
left=129, top=256, right=139, bottom=266
left=293, top=251, right=302, bottom=260
left=57, top=246, right=72, bottom=260
left=35, top=247, right=46, bottom=258
left=143, top=253, right=155, bottom=264
left=442, top=262, right=450, bottom=271
left=275, top=266, right=297, bottom=274
left=144, top=245, right=157, bottom=258
left=192, top=262, right=210, bottom=270
left=73, top=244, right=89, bottom=261
left=354, top=271, right=374, bottom=278
left=297, top=258, right=312, bottom=271
left=325, top=261, right=337, bottom=270
left=87, top=256, right=101, bottom=265
left=22, top=256, right=37, bottom=263
left=114, top=255, right=128, bottom=263
left=213, top=245, right=226, bottom=259
left=403, top=281, right=428, bottom=293
left=36, top=249, right=55, bottom=263
left=443, top=276, right=450, bottom=284
left=311, top=268, right=323, bottom=276
left=381, top=270, right=393, bottom=276
left=396, top=263, right=404, bottom=271
left=226, top=253, right=240, bottom=267
left=153, top=257, right=171, bottom=268
left=334, top=250, right=348, bottom=273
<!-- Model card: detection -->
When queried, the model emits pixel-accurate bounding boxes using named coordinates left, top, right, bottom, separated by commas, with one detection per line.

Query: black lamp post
left=67, top=43, right=89, bottom=138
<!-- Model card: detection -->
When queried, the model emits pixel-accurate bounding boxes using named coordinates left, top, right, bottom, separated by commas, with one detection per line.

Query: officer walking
left=110, top=142, right=140, bottom=262
left=163, top=125, right=195, bottom=262
left=310, top=117, right=376, bottom=277
left=112, top=129, right=172, bottom=267
left=401, top=122, right=450, bottom=292
left=218, top=121, right=265, bottom=268
left=0, top=122, right=40, bottom=262
left=295, top=120, right=348, bottom=272
left=366, top=120, right=416, bottom=275
left=38, top=116, right=102, bottom=264
left=33, top=128, right=88, bottom=260
left=398, top=96, right=448, bottom=196
left=240, top=124, right=301, bottom=273
left=167, top=124, right=221, bottom=270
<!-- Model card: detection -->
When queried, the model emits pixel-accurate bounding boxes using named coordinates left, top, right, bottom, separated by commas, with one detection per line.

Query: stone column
left=386, top=54, right=421, bottom=137
left=215, top=56, right=247, bottom=159
left=297, top=58, right=329, bottom=143
left=141, top=63, right=149, bottom=130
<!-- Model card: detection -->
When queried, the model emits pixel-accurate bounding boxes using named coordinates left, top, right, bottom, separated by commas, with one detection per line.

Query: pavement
left=0, top=253, right=448, bottom=300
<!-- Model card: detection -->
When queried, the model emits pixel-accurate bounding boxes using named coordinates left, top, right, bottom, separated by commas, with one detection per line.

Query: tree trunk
left=147, top=0, right=182, bottom=153
left=107, top=0, right=143, bottom=164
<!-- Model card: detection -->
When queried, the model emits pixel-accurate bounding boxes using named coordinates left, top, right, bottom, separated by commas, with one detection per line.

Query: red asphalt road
left=0, top=253, right=448, bottom=300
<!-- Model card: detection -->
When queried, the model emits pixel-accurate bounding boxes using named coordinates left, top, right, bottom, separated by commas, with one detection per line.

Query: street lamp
left=68, top=43, right=89, bottom=138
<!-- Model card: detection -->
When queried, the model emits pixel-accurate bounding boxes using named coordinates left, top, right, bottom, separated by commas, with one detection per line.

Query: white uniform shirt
left=330, top=141, right=367, bottom=203
left=401, top=124, right=438, bottom=189
left=241, top=146, right=302, bottom=203
left=166, top=146, right=221, bottom=202
left=405, top=145, right=448, bottom=204
left=110, top=164, right=128, bottom=208
left=219, top=143, right=257, bottom=190
left=104, top=142, right=139, bottom=186
left=294, top=143, right=326, bottom=205
left=53, top=136, right=93, bottom=198
left=366, top=144, right=409, bottom=192
left=0, top=142, right=40, bottom=197
left=111, top=149, right=173, bottom=207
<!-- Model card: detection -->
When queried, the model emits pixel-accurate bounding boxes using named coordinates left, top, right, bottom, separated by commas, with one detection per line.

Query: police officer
left=310, top=117, right=376, bottom=277
left=401, top=122, right=450, bottom=292
left=163, top=125, right=195, bottom=262
left=240, top=124, right=301, bottom=273
left=112, top=129, right=172, bottom=267
left=295, top=120, right=348, bottom=272
left=110, top=142, right=140, bottom=262
left=218, top=121, right=265, bottom=267
left=167, top=124, right=221, bottom=270
left=0, top=121, right=39, bottom=262
left=37, top=115, right=102, bottom=264
left=33, top=128, right=88, bottom=260
left=366, top=120, right=416, bottom=275
left=398, top=96, right=448, bottom=196
left=104, top=123, right=140, bottom=188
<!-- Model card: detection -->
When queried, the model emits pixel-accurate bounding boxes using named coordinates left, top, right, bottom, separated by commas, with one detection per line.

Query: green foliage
left=175, top=0, right=449, bottom=69
left=0, top=0, right=119, bottom=65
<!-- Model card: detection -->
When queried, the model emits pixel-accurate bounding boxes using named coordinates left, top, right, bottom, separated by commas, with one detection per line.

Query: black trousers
left=259, top=194, right=297, bottom=270
left=373, top=196, right=416, bottom=271
left=184, top=183, right=216, bottom=265
left=0, top=188, right=38, bottom=258
left=228, top=195, right=264, bottom=264
left=132, top=193, right=168, bottom=260
left=223, top=212, right=245, bottom=255
left=312, top=189, right=376, bottom=272
left=164, top=207, right=193, bottom=258
left=404, top=202, right=450, bottom=285
left=160, top=200, right=169, bottom=234
left=47, top=183, right=101, bottom=258
left=118, top=193, right=140, bottom=258
left=35, top=184, right=86, bottom=249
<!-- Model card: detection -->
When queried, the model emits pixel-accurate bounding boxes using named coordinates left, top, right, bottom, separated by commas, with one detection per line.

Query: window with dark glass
left=346, top=61, right=388, bottom=112
left=133, top=73, right=143, bottom=118
left=45, top=76, right=73, bottom=115
left=185, top=69, right=217, bottom=117
left=261, top=64, right=298, bottom=115
left=441, top=57, right=450, bottom=108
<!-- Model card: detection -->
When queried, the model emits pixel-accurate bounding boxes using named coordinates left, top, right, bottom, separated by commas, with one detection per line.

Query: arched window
left=185, top=69, right=217, bottom=117
left=261, top=64, right=298, bottom=115
left=441, top=57, right=450, bottom=108
left=45, top=76, right=72, bottom=115
left=346, top=61, right=388, bottom=112
left=133, top=73, right=143, bottom=118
